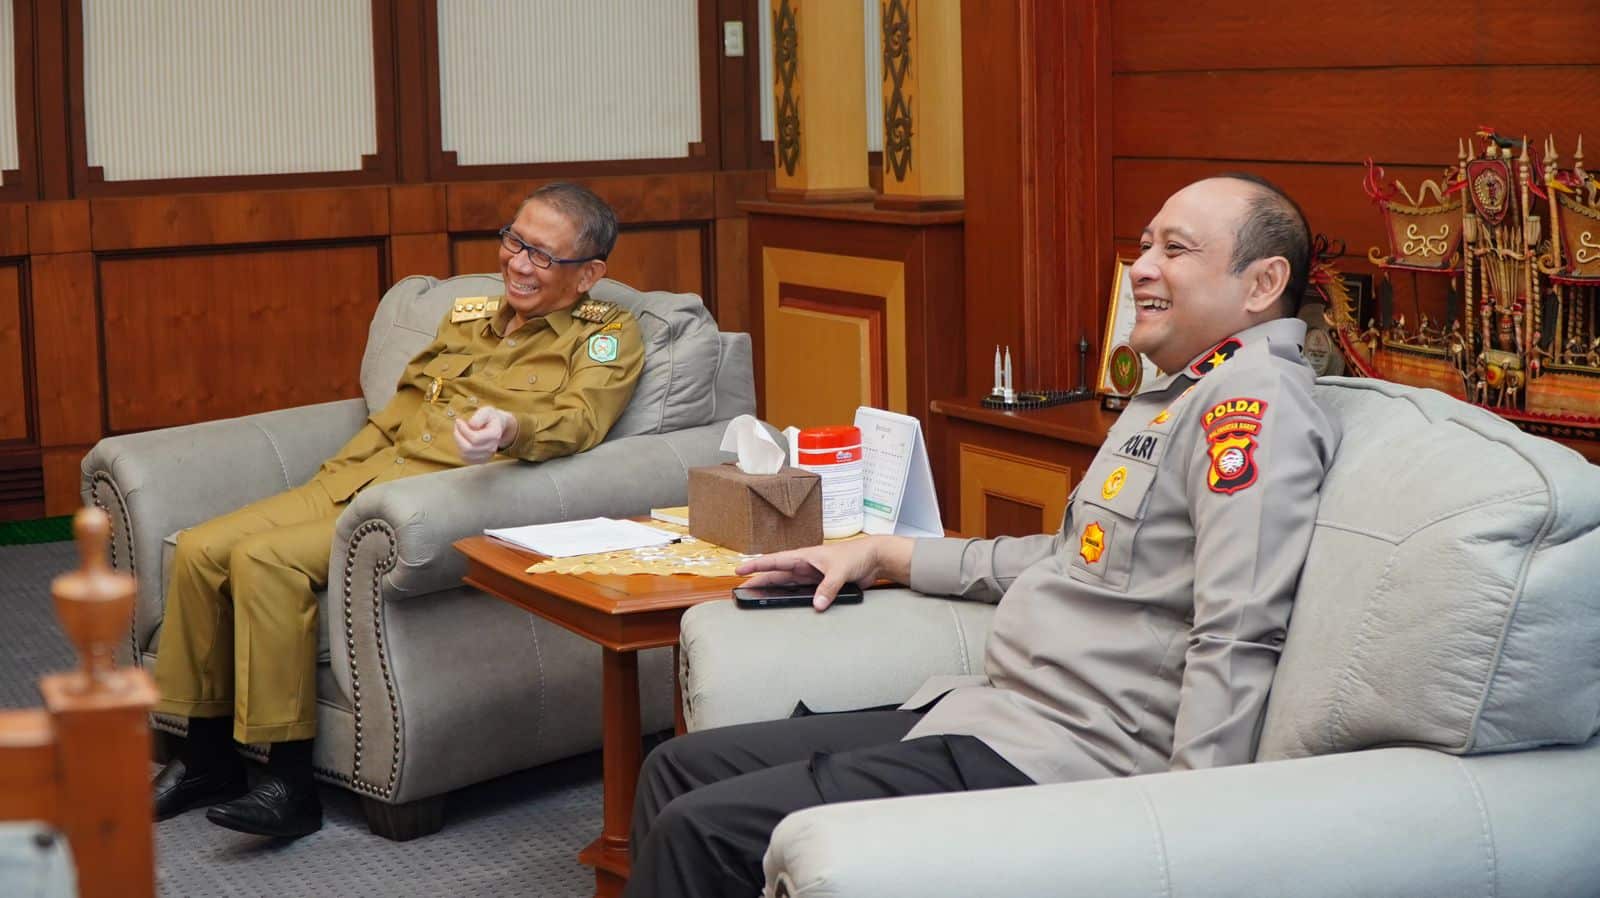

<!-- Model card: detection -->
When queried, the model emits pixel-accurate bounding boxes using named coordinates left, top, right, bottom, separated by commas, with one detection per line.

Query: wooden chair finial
left=51, top=507, right=137, bottom=692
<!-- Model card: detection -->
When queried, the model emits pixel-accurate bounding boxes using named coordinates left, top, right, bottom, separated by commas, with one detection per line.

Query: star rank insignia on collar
left=1188, top=337, right=1243, bottom=377
left=571, top=299, right=618, bottom=323
left=450, top=296, right=500, bottom=323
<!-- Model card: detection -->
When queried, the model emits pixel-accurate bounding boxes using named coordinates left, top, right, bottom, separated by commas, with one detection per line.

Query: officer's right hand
left=736, top=536, right=914, bottom=611
left=454, top=406, right=516, bottom=464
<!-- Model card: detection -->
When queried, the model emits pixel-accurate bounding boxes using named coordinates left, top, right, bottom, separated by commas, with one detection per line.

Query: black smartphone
left=732, top=582, right=865, bottom=609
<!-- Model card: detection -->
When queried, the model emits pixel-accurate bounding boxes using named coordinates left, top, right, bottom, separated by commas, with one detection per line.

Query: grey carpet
left=1, top=541, right=605, bottom=897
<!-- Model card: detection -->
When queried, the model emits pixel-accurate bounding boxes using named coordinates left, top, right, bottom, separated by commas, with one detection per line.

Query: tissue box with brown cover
left=687, top=463, right=823, bottom=554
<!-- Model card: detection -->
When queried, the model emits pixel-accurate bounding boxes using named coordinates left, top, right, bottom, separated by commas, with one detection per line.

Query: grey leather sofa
left=83, top=274, right=752, bottom=839
left=679, top=377, right=1600, bottom=897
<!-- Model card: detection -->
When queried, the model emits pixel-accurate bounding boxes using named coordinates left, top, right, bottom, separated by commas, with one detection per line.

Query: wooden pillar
left=876, top=0, right=964, bottom=211
left=958, top=0, right=1109, bottom=394
left=767, top=0, right=873, bottom=203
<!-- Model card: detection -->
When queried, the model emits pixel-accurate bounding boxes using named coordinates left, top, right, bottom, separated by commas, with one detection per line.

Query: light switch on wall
left=723, top=21, right=745, bottom=57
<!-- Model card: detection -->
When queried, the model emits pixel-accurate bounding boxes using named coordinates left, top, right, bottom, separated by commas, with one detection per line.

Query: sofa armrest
left=80, top=398, right=369, bottom=658
left=328, top=419, right=738, bottom=710
left=331, top=419, right=738, bottom=603
left=764, top=737, right=1600, bottom=898
left=679, top=590, right=993, bottom=732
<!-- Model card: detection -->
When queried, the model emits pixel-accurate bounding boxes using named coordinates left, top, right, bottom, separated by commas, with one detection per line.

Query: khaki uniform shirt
left=900, top=317, right=1340, bottom=785
left=313, top=295, right=644, bottom=501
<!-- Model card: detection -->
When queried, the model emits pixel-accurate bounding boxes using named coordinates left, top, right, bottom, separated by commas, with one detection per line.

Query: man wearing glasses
left=149, top=181, right=644, bottom=839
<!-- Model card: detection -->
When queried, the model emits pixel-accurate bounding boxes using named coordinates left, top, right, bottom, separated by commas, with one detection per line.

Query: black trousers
left=624, top=709, right=1032, bottom=898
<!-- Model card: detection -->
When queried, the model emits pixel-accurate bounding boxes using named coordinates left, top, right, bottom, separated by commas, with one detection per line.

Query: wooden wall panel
left=608, top=227, right=706, bottom=299
left=450, top=237, right=499, bottom=279
left=959, top=0, right=1107, bottom=395
left=1115, top=68, right=1596, bottom=167
left=445, top=174, right=717, bottom=232
left=0, top=263, right=28, bottom=441
left=958, top=0, right=1025, bottom=394
left=89, top=188, right=390, bottom=251
left=1107, top=2, right=1600, bottom=302
left=99, top=245, right=382, bottom=433
left=1111, top=1, right=1600, bottom=72
left=389, top=233, right=451, bottom=282
left=28, top=201, right=91, bottom=254
left=451, top=226, right=708, bottom=299
left=388, top=184, right=446, bottom=233
left=30, top=253, right=100, bottom=446
left=0, top=204, right=28, bottom=256
left=41, top=447, right=84, bottom=515
left=713, top=217, right=749, bottom=334
left=1112, top=159, right=1444, bottom=263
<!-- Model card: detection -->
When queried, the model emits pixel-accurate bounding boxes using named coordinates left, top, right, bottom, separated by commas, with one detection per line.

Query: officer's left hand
left=454, top=406, right=518, bottom=464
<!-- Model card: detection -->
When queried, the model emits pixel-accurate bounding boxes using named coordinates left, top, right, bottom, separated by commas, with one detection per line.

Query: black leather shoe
left=152, top=759, right=247, bottom=821
left=206, top=773, right=322, bottom=839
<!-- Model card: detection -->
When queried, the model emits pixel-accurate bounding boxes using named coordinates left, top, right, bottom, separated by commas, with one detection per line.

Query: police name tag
left=587, top=333, right=619, bottom=363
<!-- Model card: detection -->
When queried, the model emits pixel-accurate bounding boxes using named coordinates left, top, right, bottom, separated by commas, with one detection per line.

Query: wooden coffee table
left=454, top=534, right=743, bottom=898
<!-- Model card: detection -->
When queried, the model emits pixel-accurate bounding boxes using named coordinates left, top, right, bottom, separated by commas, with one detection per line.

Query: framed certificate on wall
left=1096, top=257, right=1163, bottom=399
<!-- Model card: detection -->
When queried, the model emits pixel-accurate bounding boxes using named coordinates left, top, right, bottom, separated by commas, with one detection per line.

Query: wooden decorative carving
left=881, top=0, right=913, bottom=182
left=774, top=0, right=801, bottom=176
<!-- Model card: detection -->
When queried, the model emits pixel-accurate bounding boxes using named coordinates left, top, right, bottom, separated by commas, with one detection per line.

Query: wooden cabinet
left=930, top=397, right=1114, bottom=538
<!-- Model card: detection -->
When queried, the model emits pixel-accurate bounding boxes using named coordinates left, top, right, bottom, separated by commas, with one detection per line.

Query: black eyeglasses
left=498, top=226, right=604, bottom=270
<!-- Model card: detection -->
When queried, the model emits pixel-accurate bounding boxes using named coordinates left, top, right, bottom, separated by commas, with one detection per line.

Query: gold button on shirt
left=312, top=294, right=644, bottom=501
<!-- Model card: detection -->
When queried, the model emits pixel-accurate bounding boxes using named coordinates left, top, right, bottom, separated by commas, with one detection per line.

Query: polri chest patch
left=587, top=333, right=620, bottom=363
left=1112, top=430, right=1165, bottom=464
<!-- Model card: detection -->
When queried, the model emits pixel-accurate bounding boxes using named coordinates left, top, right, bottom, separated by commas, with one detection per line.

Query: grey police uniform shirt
left=899, top=317, right=1340, bottom=785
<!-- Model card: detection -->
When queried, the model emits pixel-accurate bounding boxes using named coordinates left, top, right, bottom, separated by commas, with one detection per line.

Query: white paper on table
left=853, top=407, right=944, bottom=539
left=484, top=518, right=680, bottom=558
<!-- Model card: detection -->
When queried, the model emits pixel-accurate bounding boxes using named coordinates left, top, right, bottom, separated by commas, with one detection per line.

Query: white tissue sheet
left=719, top=414, right=787, bottom=474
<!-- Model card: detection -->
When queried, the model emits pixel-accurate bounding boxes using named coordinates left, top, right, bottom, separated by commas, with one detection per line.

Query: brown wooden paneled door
left=98, top=245, right=383, bottom=433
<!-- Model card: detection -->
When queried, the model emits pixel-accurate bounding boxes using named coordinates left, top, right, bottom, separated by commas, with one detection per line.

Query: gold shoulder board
left=451, top=296, right=501, bottom=323
left=571, top=299, right=618, bottom=323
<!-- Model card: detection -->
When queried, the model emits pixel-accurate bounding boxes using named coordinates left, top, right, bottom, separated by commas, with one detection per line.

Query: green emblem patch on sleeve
left=587, top=333, right=620, bottom=363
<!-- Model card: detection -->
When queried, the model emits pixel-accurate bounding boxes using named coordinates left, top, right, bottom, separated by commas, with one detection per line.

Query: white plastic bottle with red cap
left=794, top=425, right=865, bottom=539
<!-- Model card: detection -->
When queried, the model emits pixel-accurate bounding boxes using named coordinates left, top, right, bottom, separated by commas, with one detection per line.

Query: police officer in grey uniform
left=623, top=174, right=1342, bottom=898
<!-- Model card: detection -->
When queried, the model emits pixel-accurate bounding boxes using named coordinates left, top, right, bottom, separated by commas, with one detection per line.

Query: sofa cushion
left=359, top=274, right=501, bottom=415
left=1257, top=377, right=1600, bottom=760
left=587, top=278, right=722, bottom=437
left=357, top=275, right=723, bottom=435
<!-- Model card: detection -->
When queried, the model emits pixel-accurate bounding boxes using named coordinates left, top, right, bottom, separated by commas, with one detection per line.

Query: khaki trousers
left=151, top=480, right=345, bottom=744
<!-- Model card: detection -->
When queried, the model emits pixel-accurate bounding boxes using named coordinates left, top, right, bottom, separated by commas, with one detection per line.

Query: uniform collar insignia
left=1187, top=337, right=1243, bottom=377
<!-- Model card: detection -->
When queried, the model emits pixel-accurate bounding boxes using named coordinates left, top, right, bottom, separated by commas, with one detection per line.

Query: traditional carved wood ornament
left=766, top=0, right=871, bottom=202
left=875, top=0, right=963, bottom=211
left=774, top=0, right=800, bottom=177
left=881, top=0, right=913, bottom=183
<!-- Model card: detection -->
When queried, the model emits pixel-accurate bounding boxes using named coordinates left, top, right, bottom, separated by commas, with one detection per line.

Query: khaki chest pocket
left=419, top=353, right=474, bottom=402
left=422, top=353, right=474, bottom=378
left=1066, top=453, right=1159, bottom=592
left=501, top=358, right=568, bottom=393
